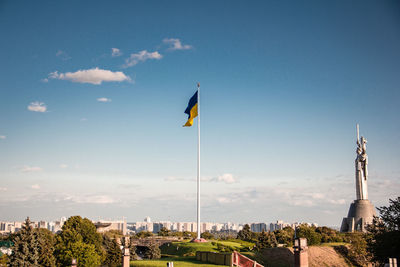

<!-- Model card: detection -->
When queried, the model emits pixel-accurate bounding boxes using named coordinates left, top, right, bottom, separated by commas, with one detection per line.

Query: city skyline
left=1, top=1, right=400, bottom=226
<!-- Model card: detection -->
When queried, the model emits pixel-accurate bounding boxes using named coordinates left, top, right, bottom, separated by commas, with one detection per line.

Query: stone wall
left=196, top=251, right=232, bottom=266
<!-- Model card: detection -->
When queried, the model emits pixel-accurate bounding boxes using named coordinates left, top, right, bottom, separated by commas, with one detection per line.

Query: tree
left=103, top=235, right=122, bottom=267
left=144, top=241, right=161, bottom=259
left=36, top=228, right=56, bottom=266
left=9, top=217, right=40, bottom=266
left=367, top=197, right=400, bottom=263
left=274, top=227, right=294, bottom=247
left=201, top=231, right=214, bottom=240
left=182, top=231, right=196, bottom=239
left=65, top=241, right=101, bottom=266
left=347, top=233, right=372, bottom=266
left=296, top=225, right=322, bottom=245
left=55, top=216, right=104, bottom=266
left=158, top=227, right=170, bottom=237
left=237, top=224, right=252, bottom=241
left=135, top=231, right=153, bottom=238
left=256, top=230, right=278, bottom=250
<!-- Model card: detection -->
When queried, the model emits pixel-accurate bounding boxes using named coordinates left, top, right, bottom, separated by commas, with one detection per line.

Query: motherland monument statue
left=355, top=124, right=368, bottom=200
left=340, top=124, right=376, bottom=232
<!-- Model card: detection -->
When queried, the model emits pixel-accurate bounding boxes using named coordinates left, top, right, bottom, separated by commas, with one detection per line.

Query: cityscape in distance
left=0, top=216, right=320, bottom=236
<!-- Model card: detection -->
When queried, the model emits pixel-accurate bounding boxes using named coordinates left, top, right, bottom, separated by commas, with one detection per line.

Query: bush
left=145, top=242, right=161, bottom=259
left=296, top=225, right=322, bottom=246
left=201, top=231, right=214, bottom=240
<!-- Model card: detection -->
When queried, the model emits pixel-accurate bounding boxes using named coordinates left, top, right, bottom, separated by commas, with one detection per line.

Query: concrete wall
left=196, top=251, right=232, bottom=266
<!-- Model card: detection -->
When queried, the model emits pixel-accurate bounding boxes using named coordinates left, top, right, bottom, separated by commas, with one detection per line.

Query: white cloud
left=56, top=50, right=71, bottom=60
left=328, top=199, right=346, bottom=205
left=27, top=102, right=47, bottom=112
left=80, top=118, right=88, bottom=122
left=306, top=193, right=325, bottom=199
left=0, top=187, right=7, bottom=191
left=41, top=78, right=49, bottom=83
left=0, top=135, right=6, bottom=139
left=21, top=166, right=43, bottom=172
left=124, top=50, right=162, bottom=67
left=97, top=97, right=112, bottom=102
left=291, top=199, right=315, bottom=207
left=216, top=197, right=233, bottom=204
left=163, top=38, right=192, bottom=51
left=48, top=67, right=131, bottom=85
left=164, top=174, right=238, bottom=184
left=31, top=184, right=40, bottom=190
left=59, top=164, right=68, bottom=169
left=111, top=48, right=122, bottom=57
left=64, top=194, right=116, bottom=204
left=211, top=173, right=238, bottom=184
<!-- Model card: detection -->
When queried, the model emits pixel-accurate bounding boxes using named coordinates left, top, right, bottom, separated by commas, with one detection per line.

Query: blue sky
left=0, top=0, right=399, bottom=226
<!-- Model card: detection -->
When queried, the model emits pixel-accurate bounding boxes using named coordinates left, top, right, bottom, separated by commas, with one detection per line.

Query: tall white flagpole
left=196, top=82, right=201, bottom=240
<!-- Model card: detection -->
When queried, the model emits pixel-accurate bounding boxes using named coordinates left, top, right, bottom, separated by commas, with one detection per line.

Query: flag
left=183, top=91, right=198, bottom=127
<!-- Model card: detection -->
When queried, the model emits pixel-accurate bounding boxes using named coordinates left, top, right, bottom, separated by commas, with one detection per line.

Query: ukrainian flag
left=183, top=91, right=198, bottom=127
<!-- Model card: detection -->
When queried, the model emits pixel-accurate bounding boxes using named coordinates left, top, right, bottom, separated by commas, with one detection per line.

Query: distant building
left=94, top=220, right=127, bottom=235
left=250, top=223, right=267, bottom=232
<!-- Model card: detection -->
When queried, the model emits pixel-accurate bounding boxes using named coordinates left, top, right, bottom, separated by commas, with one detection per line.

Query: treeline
left=0, top=216, right=141, bottom=267
left=236, top=223, right=349, bottom=249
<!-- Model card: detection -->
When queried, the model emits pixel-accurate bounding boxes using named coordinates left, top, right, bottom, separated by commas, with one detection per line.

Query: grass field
left=131, top=239, right=255, bottom=266
left=160, top=239, right=254, bottom=257
left=130, top=257, right=228, bottom=267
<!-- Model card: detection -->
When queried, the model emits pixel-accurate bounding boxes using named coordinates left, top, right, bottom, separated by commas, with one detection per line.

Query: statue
left=355, top=124, right=368, bottom=200
left=340, top=124, right=376, bottom=232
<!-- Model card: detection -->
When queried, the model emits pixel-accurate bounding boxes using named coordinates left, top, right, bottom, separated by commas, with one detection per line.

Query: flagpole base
left=191, top=238, right=207, bottom=243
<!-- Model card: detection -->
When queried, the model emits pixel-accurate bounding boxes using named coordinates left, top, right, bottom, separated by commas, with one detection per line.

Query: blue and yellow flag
left=183, top=91, right=198, bottom=127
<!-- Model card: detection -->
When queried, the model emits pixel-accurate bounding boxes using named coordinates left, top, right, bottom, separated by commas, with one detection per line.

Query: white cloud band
left=28, top=102, right=47, bottom=112
left=97, top=97, right=112, bottom=102
left=163, top=38, right=192, bottom=51
left=48, top=67, right=131, bottom=85
left=124, top=50, right=162, bottom=67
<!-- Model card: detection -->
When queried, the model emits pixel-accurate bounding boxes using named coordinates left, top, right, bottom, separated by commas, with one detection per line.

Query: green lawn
left=160, top=239, right=255, bottom=257
left=130, top=257, right=228, bottom=267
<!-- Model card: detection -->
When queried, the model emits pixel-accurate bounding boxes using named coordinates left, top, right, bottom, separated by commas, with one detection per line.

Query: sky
left=0, top=0, right=399, bottom=226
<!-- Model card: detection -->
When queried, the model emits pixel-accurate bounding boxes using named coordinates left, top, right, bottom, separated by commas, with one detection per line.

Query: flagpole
left=196, top=82, right=201, bottom=240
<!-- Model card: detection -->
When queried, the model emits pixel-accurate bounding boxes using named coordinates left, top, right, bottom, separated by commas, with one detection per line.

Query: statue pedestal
left=340, top=199, right=376, bottom=232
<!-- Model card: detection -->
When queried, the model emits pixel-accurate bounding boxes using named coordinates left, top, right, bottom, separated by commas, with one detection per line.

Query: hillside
left=257, top=246, right=351, bottom=267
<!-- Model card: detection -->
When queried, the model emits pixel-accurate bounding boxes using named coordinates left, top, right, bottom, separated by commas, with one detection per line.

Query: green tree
left=201, top=231, right=214, bottom=240
left=296, top=225, right=322, bottom=245
left=274, top=227, right=294, bottom=246
left=135, top=231, right=153, bottom=238
left=103, top=235, right=122, bottom=267
left=9, top=217, right=40, bottom=266
left=144, top=241, right=161, bottom=259
left=347, top=233, right=372, bottom=266
left=182, top=231, right=196, bottom=239
left=256, top=230, right=278, bottom=250
left=65, top=241, right=101, bottom=266
left=367, top=197, right=400, bottom=263
left=55, top=216, right=104, bottom=266
left=237, top=224, right=252, bottom=241
left=158, top=227, right=170, bottom=237
left=36, top=228, right=56, bottom=266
